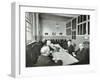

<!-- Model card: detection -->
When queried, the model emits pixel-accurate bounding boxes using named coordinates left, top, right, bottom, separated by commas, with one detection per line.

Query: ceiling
left=39, top=13, right=80, bottom=21
left=50, top=13, right=80, bottom=18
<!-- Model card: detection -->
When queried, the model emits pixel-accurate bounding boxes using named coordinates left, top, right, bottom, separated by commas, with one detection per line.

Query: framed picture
left=11, top=2, right=96, bottom=78
left=59, top=33, right=63, bottom=35
left=45, top=33, right=48, bottom=35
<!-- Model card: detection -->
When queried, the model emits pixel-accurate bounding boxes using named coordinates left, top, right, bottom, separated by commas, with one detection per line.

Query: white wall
left=42, top=20, right=66, bottom=36
left=40, top=14, right=70, bottom=39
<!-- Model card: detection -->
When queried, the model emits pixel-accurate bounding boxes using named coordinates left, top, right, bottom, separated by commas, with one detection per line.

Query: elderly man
left=35, top=45, right=62, bottom=66
left=74, top=43, right=90, bottom=64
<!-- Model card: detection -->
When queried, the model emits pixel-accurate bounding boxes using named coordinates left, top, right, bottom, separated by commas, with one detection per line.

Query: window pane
left=72, top=31, right=76, bottom=39
left=78, top=16, right=80, bottom=23
left=80, top=24, right=82, bottom=35
left=66, top=28, right=71, bottom=35
left=88, top=22, right=90, bottom=34
left=72, top=32, right=73, bottom=39
left=74, top=31, right=76, bottom=39
left=78, top=25, right=80, bottom=35
left=72, top=18, right=76, bottom=30
left=66, top=22, right=71, bottom=28
left=80, top=15, right=82, bottom=22
left=83, top=23, right=86, bottom=35
left=83, top=15, right=87, bottom=21
left=88, top=15, right=90, bottom=20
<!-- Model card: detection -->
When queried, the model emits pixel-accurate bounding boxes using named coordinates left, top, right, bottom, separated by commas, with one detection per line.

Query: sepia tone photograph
left=25, top=12, right=90, bottom=67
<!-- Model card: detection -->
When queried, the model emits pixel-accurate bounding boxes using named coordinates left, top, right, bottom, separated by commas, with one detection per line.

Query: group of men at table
left=26, top=39, right=89, bottom=67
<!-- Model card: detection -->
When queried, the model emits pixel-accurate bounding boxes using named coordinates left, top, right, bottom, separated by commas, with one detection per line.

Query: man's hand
left=72, top=52, right=76, bottom=57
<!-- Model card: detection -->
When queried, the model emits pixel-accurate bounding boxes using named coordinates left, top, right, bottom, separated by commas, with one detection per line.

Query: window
left=78, top=23, right=86, bottom=35
left=25, top=12, right=33, bottom=44
left=88, top=15, right=90, bottom=20
left=66, top=22, right=71, bottom=28
left=83, top=23, right=86, bottom=35
left=83, top=15, right=87, bottom=21
left=66, top=28, right=71, bottom=35
left=77, top=15, right=90, bottom=35
left=78, top=16, right=80, bottom=23
left=66, top=22, right=71, bottom=35
left=80, top=24, right=82, bottom=35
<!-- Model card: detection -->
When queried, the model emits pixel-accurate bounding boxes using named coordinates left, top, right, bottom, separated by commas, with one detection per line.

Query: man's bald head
left=79, top=43, right=84, bottom=50
left=40, top=46, right=50, bottom=56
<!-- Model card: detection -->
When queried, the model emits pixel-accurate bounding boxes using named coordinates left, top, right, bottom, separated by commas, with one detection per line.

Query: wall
left=40, top=14, right=72, bottom=39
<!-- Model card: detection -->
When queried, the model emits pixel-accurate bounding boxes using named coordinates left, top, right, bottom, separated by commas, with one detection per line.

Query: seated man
left=73, top=43, right=89, bottom=64
left=35, top=45, right=62, bottom=66
left=66, top=40, right=75, bottom=55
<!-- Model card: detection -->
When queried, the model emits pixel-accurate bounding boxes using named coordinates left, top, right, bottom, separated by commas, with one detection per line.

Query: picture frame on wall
left=11, top=2, right=96, bottom=78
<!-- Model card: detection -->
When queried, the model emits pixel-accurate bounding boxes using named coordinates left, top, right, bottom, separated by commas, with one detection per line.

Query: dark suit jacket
left=75, top=48, right=89, bottom=64
left=67, top=45, right=74, bottom=55
left=26, top=42, right=43, bottom=67
left=31, top=42, right=43, bottom=64
left=35, top=55, right=62, bottom=66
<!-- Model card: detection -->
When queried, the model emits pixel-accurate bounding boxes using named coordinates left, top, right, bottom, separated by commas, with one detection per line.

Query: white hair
left=40, top=46, right=50, bottom=55
left=79, top=43, right=84, bottom=50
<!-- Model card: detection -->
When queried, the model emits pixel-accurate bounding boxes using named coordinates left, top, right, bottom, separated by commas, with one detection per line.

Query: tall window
left=83, top=23, right=86, bottom=35
left=77, top=15, right=90, bottom=35
left=66, top=22, right=71, bottom=35
left=25, top=12, right=33, bottom=44
left=72, top=18, right=76, bottom=30
left=72, top=18, right=76, bottom=39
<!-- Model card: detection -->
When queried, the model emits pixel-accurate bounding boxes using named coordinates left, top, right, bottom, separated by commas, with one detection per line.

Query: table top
left=52, top=49, right=79, bottom=65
